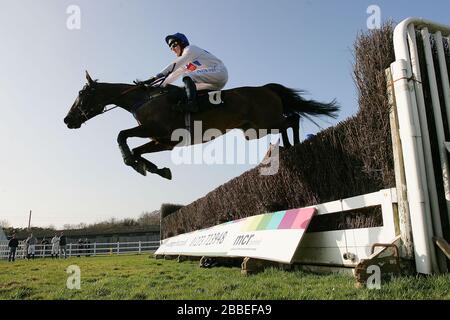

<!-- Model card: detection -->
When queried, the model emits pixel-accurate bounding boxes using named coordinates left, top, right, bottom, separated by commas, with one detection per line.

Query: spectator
left=26, top=233, right=37, bottom=260
left=41, top=237, right=50, bottom=258
left=51, top=233, right=60, bottom=259
left=59, top=232, right=67, bottom=259
left=8, top=234, right=19, bottom=262
left=77, top=238, right=84, bottom=257
left=23, top=236, right=30, bottom=259
left=85, top=238, right=90, bottom=257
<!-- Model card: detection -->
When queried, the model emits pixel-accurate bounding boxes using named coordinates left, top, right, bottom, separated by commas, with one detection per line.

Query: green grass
left=0, top=255, right=449, bottom=300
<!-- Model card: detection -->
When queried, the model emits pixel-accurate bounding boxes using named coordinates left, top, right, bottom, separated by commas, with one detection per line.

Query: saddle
left=165, top=86, right=225, bottom=113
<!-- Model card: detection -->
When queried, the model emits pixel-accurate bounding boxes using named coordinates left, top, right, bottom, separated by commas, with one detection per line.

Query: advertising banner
left=155, top=207, right=316, bottom=264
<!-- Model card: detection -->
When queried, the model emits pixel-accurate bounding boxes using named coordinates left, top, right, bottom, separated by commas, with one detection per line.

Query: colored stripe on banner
left=292, top=208, right=315, bottom=229
left=255, top=213, right=274, bottom=230
left=240, top=208, right=316, bottom=231
left=265, top=211, right=286, bottom=230
left=278, top=209, right=301, bottom=229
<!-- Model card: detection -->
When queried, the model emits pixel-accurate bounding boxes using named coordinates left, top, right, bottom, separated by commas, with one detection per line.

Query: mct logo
left=233, top=234, right=255, bottom=246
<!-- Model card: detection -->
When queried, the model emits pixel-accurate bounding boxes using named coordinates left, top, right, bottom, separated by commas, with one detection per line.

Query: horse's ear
left=85, top=70, right=94, bottom=85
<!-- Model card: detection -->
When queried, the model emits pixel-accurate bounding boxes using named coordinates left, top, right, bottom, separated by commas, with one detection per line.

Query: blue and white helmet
left=165, top=33, right=190, bottom=48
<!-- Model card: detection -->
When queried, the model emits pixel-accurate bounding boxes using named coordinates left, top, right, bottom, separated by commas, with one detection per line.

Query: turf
left=0, top=255, right=449, bottom=300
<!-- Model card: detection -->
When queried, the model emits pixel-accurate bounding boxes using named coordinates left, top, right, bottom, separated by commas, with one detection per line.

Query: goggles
left=169, top=41, right=179, bottom=49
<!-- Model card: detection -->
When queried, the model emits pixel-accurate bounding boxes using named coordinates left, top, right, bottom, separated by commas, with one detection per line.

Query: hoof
left=124, top=156, right=135, bottom=166
left=159, top=167, right=172, bottom=180
left=132, top=160, right=147, bottom=176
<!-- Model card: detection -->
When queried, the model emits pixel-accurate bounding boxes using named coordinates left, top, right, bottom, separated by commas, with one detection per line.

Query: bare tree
left=0, top=219, right=10, bottom=228
left=137, top=211, right=160, bottom=225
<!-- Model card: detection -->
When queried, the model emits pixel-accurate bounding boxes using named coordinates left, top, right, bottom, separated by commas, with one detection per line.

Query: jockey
left=135, top=33, right=228, bottom=112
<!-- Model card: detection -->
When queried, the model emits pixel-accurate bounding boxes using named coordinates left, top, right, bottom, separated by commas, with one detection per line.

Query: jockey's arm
left=134, top=74, right=163, bottom=86
left=157, top=46, right=194, bottom=78
left=136, top=47, right=197, bottom=86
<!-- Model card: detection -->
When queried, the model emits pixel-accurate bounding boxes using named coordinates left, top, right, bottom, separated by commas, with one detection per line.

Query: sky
left=0, top=0, right=449, bottom=229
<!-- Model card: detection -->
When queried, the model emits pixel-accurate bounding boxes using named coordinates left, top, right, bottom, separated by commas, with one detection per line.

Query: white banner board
left=155, top=207, right=316, bottom=264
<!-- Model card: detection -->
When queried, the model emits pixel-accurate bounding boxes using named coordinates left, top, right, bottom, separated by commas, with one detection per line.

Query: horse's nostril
left=64, top=116, right=70, bottom=124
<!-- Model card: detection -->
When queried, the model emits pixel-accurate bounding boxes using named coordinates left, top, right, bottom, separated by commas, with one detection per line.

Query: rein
left=101, top=76, right=168, bottom=114
left=75, top=74, right=171, bottom=123
left=100, top=86, right=141, bottom=114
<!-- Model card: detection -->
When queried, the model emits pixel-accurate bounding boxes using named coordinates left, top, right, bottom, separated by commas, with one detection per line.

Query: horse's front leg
left=132, top=140, right=175, bottom=180
left=117, top=126, right=151, bottom=175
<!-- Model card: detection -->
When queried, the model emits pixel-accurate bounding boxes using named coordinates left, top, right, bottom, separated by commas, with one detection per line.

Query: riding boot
left=180, top=76, right=198, bottom=112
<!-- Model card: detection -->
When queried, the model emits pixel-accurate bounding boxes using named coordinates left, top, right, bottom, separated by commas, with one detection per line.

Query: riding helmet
left=165, top=33, right=190, bottom=48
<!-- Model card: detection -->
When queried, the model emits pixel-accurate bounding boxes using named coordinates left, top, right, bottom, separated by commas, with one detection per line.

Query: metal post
left=117, top=242, right=120, bottom=255
left=390, top=17, right=450, bottom=274
left=139, top=241, right=141, bottom=254
left=28, top=210, right=32, bottom=230
left=93, top=242, right=97, bottom=256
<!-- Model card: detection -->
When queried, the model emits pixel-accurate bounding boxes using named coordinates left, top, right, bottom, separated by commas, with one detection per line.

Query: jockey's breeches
left=185, top=64, right=228, bottom=91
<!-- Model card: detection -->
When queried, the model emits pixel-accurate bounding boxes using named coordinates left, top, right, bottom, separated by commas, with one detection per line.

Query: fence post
left=69, top=243, right=72, bottom=257
left=139, top=241, right=142, bottom=254
left=117, top=242, right=120, bottom=255
left=386, top=67, right=414, bottom=259
left=93, top=242, right=97, bottom=256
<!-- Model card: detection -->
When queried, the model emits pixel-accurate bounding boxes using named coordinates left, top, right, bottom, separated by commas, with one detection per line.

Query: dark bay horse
left=64, top=71, right=339, bottom=179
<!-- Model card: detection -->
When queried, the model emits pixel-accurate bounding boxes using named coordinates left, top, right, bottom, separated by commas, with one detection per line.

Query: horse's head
left=64, top=71, right=106, bottom=129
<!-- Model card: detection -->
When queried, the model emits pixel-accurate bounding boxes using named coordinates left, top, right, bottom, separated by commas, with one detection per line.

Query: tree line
left=1, top=211, right=160, bottom=240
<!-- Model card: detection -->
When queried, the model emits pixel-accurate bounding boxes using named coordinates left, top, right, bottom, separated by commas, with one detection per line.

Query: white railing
left=0, top=240, right=161, bottom=260
left=391, top=17, right=450, bottom=274
left=294, top=188, right=398, bottom=267
left=157, top=189, right=399, bottom=269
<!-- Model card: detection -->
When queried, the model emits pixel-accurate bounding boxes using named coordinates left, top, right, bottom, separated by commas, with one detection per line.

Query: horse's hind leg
left=281, top=128, right=291, bottom=148
left=274, top=118, right=292, bottom=148
left=280, top=114, right=301, bottom=147
left=287, top=114, right=300, bottom=145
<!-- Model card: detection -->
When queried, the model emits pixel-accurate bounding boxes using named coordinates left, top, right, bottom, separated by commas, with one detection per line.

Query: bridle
left=75, top=77, right=167, bottom=122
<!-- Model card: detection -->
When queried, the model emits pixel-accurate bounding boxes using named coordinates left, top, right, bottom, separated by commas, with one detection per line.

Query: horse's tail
left=264, top=83, right=340, bottom=124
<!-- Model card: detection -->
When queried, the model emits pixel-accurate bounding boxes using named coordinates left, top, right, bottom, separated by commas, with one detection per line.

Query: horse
left=64, top=71, right=340, bottom=180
